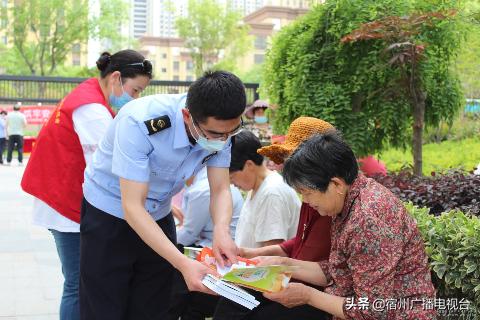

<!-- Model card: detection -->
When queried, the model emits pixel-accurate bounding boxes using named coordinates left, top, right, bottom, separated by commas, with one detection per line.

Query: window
left=162, top=68, right=167, bottom=73
left=254, top=35, right=267, bottom=50
left=186, top=61, right=193, bottom=70
left=2, top=35, right=7, bottom=45
left=186, top=75, right=194, bottom=81
left=72, top=43, right=81, bottom=53
left=254, top=54, right=264, bottom=64
left=162, top=53, right=167, bottom=59
left=72, top=52, right=81, bottom=66
left=173, top=61, right=179, bottom=71
left=173, top=75, right=179, bottom=81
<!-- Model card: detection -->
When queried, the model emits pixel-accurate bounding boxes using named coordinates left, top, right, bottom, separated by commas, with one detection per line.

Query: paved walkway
left=0, top=160, right=62, bottom=319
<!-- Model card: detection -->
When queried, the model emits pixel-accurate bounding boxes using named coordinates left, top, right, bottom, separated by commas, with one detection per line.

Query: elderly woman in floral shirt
left=259, top=132, right=437, bottom=320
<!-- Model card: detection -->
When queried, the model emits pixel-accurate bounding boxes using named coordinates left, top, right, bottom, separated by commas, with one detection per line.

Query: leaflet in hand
left=187, top=247, right=296, bottom=293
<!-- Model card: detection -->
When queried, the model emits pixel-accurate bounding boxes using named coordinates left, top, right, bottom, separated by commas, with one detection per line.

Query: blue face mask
left=190, top=116, right=227, bottom=152
left=254, top=116, right=268, bottom=124
left=109, top=77, right=133, bottom=109
left=196, top=136, right=226, bottom=152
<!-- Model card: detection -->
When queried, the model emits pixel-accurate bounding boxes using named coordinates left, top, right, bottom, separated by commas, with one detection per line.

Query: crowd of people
left=14, top=49, right=437, bottom=320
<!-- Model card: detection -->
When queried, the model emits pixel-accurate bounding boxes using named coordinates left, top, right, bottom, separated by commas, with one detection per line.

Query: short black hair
left=96, top=49, right=153, bottom=80
left=230, top=131, right=264, bottom=172
left=187, top=70, right=246, bottom=123
left=0, top=110, right=7, bottom=115
left=283, top=132, right=358, bottom=192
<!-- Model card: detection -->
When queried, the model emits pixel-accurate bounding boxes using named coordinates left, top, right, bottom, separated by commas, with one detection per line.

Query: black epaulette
left=144, top=115, right=171, bottom=135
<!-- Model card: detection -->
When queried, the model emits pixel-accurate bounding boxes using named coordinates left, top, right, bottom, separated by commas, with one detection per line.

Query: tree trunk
left=412, top=88, right=426, bottom=176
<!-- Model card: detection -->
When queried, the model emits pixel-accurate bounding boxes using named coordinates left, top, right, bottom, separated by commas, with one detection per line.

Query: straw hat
left=257, top=116, right=334, bottom=164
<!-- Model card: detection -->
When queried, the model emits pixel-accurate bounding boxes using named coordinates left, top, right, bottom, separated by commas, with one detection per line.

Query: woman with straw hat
left=214, top=116, right=334, bottom=320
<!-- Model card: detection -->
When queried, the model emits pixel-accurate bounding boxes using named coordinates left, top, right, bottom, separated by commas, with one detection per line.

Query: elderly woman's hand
left=263, top=283, right=313, bottom=308
left=252, top=256, right=288, bottom=267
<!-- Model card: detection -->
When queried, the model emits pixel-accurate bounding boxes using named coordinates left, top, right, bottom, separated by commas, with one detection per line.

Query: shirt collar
left=335, top=173, right=367, bottom=223
left=173, top=105, right=191, bottom=149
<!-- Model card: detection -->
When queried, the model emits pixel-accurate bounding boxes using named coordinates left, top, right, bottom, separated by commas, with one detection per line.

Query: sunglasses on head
left=126, top=59, right=153, bottom=75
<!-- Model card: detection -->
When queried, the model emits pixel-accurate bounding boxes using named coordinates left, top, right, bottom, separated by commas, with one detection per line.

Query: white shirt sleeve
left=72, top=103, right=113, bottom=164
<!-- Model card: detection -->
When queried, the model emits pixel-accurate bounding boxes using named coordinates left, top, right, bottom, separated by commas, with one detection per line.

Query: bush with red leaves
left=372, top=170, right=480, bottom=216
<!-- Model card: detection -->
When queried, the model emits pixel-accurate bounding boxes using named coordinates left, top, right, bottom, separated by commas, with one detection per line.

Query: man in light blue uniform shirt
left=177, top=166, right=244, bottom=247
left=80, top=71, right=246, bottom=320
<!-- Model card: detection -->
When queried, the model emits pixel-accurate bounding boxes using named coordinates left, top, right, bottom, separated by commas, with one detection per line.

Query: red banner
left=1, top=105, right=56, bottom=125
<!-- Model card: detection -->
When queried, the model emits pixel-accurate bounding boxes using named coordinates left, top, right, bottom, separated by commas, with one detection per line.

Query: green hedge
left=407, top=203, right=480, bottom=317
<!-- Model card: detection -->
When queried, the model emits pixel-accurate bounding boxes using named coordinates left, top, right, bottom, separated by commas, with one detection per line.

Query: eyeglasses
left=126, top=59, right=153, bottom=75
left=191, top=116, right=244, bottom=141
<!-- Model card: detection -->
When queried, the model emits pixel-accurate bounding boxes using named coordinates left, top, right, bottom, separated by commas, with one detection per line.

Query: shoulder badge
left=202, top=152, right=218, bottom=164
left=144, top=115, right=171, bottom=135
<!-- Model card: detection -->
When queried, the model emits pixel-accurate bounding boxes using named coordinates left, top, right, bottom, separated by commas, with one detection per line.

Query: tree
left=262, top=0, right=465, bottom=175
left=0, top=0, right=130, bottom=76
left=342, top=11, right=459, bottom=175
left=455, top=12, right=480, bottom=100
left=0, top=0, right=89, bottom=75
left=89, top=0, right=133, bottom=53
left=175, top=0, right=251, bottom=77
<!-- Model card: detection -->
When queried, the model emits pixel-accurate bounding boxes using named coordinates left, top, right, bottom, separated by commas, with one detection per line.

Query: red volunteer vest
left=21, top=78, right=115, bottom=223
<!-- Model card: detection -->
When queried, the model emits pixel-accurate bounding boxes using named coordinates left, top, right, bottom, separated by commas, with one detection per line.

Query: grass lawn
left=379, top=137, right=480, bottom=175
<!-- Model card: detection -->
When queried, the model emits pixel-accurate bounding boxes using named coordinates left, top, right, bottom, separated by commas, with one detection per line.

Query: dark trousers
left=213, top=289, right=331, bottom=320
left=0, top=137, right=5, bottom=163
left=80, top=198, right=177, bottom=320
left=7, top=134, right=23, bottom=163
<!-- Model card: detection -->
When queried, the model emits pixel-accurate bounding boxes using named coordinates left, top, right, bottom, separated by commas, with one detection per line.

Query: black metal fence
left=0, top=75, right=260, bottom=105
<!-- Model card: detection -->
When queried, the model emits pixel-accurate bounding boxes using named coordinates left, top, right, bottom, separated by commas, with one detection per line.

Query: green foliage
left=176, top=0, right=252, bottom=77
left=262, top=0, right=465, bottom=157
left=407, top=203, right=480, bottom=315
left=0, top=0, right=89, bottom=75
left=89, top=0, right=134, bottom=53
left=236, top=63, right=264, bottom=85
left=455, top=25, right=480, bottom=99
left=424, top=113, right=480, bottom=143
left=380, top=136, right=480, bottom=174
left=54, top=66, right=97, bottom=78
left=0, top=0, right=131, bottom=76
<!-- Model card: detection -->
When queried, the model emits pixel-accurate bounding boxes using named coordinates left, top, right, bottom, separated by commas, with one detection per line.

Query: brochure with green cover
left=222, top=265, right=297, bottom=293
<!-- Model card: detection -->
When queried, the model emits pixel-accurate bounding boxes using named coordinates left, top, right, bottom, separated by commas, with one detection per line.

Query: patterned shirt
left=318, top=174, right=437, bottom=320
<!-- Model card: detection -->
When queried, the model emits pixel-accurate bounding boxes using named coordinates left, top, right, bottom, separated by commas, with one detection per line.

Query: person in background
left=21, top=50, right=152, bottom=320
left=167, top=166, right=244, bottom=320
left=262, top=132, right=437, bottom=320
left=177, top=166, right=244, bottom=248
left=6, top=104, right=27, bottom=166
left=0, top=110, right=7, bottom=165
left=229, top=130, right=300, bottom=249
left=244, top=100, right=272, bottom=144
left=214, top=116, right=333, bottom=320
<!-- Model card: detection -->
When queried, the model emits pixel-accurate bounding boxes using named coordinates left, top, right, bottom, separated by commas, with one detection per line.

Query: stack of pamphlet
left=184, top=247, right=297, bottom=309
left=202, top=274, right=260, bottom=310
